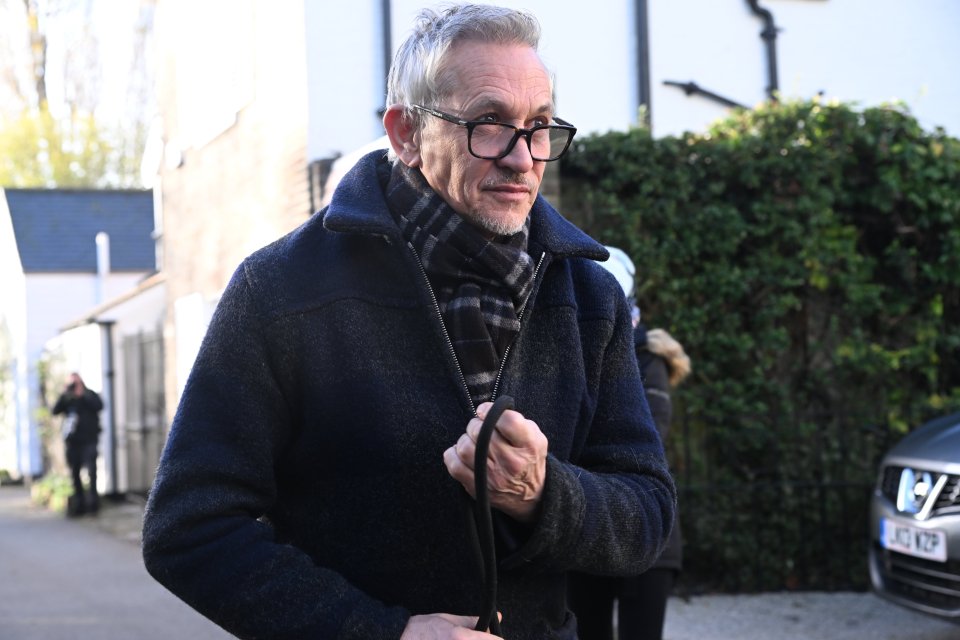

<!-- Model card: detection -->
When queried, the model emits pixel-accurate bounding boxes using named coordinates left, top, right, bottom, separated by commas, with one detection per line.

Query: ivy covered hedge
left=560, top=99, right=960, bottom=592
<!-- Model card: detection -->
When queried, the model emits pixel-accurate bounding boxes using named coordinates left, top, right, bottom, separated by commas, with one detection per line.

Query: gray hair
left=386, top=3, right=547, bottom=126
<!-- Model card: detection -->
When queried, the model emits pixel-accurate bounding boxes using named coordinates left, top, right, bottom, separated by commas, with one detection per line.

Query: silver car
left=869, top=411, right=960, bottom=621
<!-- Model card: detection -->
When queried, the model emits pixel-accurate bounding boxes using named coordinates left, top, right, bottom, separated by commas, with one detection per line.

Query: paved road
left=2, top=484, right=958, bottom=640
left=663, top=590, right=958, bottom=640
left=0, top=485, right=231, bottom=640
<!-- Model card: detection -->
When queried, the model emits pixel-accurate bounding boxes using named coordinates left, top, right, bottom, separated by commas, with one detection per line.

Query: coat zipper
left=409, top=244, right=477, bottom=415
left=409, top=245, right=547, bottom=415
left=490, top=251, right=546, bottom=401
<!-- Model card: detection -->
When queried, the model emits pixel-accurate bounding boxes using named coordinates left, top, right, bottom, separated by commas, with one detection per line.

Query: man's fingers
left=401, top=612, right=500, bottom=638
left=470, top=406, right=540, bottom=448
left=438, top=612, right=503, bottom=634
left=455, top=433, right=477, bottom=469
left=443, top=446, right=475, bottom=497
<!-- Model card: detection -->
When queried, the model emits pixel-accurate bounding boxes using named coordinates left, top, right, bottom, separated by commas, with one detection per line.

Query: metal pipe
left=101, top=320, right=120, bottom=497
left=381, top=0, right=393, bottom=107
left=662, top=80, right=746, bottom=109
left=635, top=0, right=652, bottom=127
left=95, top=231, right=110, bottom=305
left=745, top=0, right=780, bottom=101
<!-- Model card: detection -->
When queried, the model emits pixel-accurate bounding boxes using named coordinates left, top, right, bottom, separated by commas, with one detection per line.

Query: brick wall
left=154, top=0, right=313, bottom=422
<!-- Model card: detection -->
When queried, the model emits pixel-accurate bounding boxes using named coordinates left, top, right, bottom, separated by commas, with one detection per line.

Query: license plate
left=880, top=517, right=947, bottom=562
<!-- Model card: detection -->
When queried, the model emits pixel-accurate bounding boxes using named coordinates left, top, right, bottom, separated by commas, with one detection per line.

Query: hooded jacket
left=142, top=151, right=676, bottom=640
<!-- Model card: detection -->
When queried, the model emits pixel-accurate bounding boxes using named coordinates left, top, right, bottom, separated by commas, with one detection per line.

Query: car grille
left=874, top=542, right=960, bottom=613
left=881, top=465, right=960, bottom=517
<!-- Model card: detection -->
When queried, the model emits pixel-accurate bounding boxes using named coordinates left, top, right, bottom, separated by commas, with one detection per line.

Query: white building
left=0, top=189, right=156, bottom=482
left=302, top=0, right=960, bottom=167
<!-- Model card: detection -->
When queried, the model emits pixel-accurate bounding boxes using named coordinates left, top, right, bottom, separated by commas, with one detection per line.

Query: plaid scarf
left=382, top=162, right=536, bottom=406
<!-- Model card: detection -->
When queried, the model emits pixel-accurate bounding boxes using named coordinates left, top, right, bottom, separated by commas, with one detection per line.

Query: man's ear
left=383, top=105, right=422, bottom=167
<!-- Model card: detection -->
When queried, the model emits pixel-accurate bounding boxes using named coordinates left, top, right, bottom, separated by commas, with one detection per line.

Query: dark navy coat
left=142, top=151, right=676, bottom=640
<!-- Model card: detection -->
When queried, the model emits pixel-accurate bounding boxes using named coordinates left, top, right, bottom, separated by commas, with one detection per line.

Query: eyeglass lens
left=470, top=124, right=571, bottom=161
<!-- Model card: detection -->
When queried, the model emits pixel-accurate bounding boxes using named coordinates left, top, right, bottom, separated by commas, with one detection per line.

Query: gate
left=122, top=330, right=165, bottom=495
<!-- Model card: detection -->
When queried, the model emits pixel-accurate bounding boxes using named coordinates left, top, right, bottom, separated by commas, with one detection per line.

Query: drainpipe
left=95, top=231, right=110, bottom=305
left=635, top=0, right=651, bottom=127
left=381, top=0, right=392, bottom=98
left=100, top=320, right=120, bottom=498
left=745, top=0, right=779, bottom=101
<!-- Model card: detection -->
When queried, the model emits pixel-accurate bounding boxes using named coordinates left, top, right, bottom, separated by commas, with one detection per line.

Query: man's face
left=414, top=41, right=553, bottom=236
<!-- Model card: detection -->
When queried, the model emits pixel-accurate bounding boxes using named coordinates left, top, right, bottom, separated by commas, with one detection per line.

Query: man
left=142, top=5, right=675, bottom=639
left=51, top=372, right=103, bottom=516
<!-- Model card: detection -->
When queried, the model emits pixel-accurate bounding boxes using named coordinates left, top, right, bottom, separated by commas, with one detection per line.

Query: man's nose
left=496, top=133, right=535, bottom=173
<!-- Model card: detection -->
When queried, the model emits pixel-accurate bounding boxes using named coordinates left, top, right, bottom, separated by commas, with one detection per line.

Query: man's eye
left=532, top=117, right=550, bottom=128
left=475, top=113, right=500, bottom=123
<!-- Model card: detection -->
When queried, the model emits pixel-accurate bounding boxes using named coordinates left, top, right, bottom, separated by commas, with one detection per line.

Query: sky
left=42, top=0, right=142, bottom=123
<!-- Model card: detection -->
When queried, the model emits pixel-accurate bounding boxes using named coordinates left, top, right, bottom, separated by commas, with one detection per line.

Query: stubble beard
left=465, top=207, right=528, bottom=237
left=465, top=172, right=536, bottom=238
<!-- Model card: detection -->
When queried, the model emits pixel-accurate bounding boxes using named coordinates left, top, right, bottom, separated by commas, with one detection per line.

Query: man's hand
left=401, top=613, right=500, bottom=639
left=443, top=402, right=548, bottom=523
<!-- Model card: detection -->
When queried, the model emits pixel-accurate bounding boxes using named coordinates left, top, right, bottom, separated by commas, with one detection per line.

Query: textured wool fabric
left=141, top=150, right=677, bottom=640
left=383, top=162, right=536, bottom=406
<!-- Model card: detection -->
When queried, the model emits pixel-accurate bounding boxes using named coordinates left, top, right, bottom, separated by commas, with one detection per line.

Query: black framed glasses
left=412, top=104, right=577, bottom=162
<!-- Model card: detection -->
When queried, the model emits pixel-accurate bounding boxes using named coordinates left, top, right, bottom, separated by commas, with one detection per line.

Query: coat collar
left=323, top=150, right=608, bottom=262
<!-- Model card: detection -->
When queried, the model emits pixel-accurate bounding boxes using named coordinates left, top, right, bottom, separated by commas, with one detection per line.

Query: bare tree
left=0, top=0, right=37, bottom=113
left=0, top=0, right=154, bottom=187
left=23, top=0, right=48, bottom=105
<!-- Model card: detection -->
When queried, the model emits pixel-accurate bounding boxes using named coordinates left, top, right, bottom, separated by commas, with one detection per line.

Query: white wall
left=0, top=195, right=28, bottom=478
left=306, top=0, right=960, bottom=162
left=159, top=0, right=256, bottom=150
left=24, top=273, right=145, bottom=360
left=305, top=0, right=640, bottom=161
left=306, top=0, right=388, bottom=159
left=173, top=291, right=220, bottom=402
left=649, top=0, right=960, bottom=137
left=17, top=272, right=148, bottom=476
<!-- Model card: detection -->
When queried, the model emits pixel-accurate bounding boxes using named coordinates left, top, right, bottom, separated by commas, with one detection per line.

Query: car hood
left=885, top=412, right=960, bottom=469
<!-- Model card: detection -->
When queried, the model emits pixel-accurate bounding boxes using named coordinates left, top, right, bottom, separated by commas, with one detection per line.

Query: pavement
left=0, top=483, right=232, bottom=640
left=3, top=483, right=959, bottom=640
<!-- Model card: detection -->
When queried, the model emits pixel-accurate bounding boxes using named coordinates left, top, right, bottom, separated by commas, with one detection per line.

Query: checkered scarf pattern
left=383, top=162, right=536, bottom=406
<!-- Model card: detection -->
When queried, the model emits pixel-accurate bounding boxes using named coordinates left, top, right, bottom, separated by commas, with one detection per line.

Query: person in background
left=141, top=5, right=675, bottom=640
left=51, top=372, right=103, bottom=517
left=569, top=246, right=691, bottom=640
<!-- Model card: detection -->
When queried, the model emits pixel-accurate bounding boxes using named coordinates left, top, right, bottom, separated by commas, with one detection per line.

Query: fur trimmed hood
left=645, top=328, right=691, bottom=387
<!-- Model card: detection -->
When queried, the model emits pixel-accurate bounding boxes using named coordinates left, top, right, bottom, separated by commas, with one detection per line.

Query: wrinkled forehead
left=435, top=40, right=555, bottom=110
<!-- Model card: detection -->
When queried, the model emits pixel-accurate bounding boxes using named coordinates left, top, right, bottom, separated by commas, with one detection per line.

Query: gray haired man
left=143, top=5, right=675, bottom=639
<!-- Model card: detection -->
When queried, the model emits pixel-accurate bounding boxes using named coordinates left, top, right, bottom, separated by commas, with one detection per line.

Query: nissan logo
left=896, top=468, right=934, bottom=515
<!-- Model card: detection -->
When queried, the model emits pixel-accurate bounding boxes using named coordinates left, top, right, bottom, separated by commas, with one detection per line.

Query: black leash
left=471, top=394, right=514, bottom=636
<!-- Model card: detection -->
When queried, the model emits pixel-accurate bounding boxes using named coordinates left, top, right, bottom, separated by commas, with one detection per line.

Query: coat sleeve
left=638, top=352, right=672, bottom=440
left=500, top=291, right=677, bottom=577
left=51, top=392, right=69, bottom=415
left=141, top=264, right=410, bottom=640
left=80, top=390, right=104, bottom=413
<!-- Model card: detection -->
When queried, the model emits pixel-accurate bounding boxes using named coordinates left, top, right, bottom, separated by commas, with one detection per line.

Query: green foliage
left=561, top=98, right=960, bottom=592
left=0, top=106, right=144, bottom=188
left=30, top=473, right=73, bottom=513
